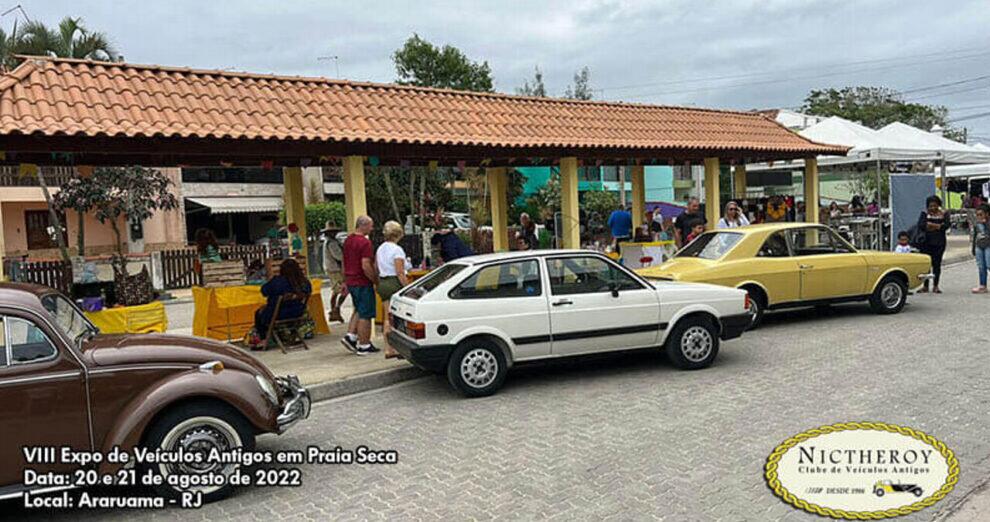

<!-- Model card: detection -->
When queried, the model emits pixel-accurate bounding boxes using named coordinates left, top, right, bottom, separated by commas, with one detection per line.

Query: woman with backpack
left=917, top=195, right=949, bottom=294
left=972, top=203, right=990, bottom=294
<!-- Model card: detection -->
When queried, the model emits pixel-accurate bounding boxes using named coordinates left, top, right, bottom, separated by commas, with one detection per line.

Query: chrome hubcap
left=881, top=282, right=903, bottom=308
left=749, top=298, right=760, bottom=326
left=460, top=348, right=498, bottom=389
left=680, top=326, right=713, bottom=362
left=159, top=416, right=242, bottom=494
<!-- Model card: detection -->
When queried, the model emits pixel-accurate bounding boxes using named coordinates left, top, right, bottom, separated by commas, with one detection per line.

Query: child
left=972, top=204, right=990, bottom=293
left=685, top=220, right=705, bottom=243
left=894, top=231, right=912, bottom=253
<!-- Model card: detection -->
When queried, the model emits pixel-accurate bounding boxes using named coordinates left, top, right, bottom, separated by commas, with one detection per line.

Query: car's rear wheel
left=141, top=401, right=255, bottom=503
left=446, top=339, right=508, bottom=397
left=665, top=316, right=719, bottom=370
left=870, top=276, right=907, bottom=314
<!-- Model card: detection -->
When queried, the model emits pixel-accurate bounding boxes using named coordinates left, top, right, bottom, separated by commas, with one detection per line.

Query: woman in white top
left=716, top=201, right=750, bottom=229
left=376, top=221, right=410, bottom=359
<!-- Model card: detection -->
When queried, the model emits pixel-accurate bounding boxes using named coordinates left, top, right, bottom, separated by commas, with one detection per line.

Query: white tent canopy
left=798, top=116, right=935, bottom=162
left=972, top=143, right=990, bottom=152
left=876, top=122, right=990, bottom=164
left=943, top=163, right=990, bottom=179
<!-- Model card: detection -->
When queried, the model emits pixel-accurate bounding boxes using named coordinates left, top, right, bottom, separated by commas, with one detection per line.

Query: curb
left=306, top=366, right=428, bottom=403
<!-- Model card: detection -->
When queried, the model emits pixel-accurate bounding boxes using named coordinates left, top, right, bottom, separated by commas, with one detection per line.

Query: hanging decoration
left=18, top=163, right=38, bottom=178
left=368, top=156, right=380, bottom=167
left=428, top=160, right=438, bottom=171
left=260, top=160, right=274, bottom=169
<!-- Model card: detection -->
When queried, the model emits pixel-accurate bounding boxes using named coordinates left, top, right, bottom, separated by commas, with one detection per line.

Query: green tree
left=581, top=189, right=619, bottom=225
left=517, top=66, right=546, bottom=97
left=51, top=172, right=105, bottom=255
left=82, top=167, right=176, bottom=258
left=304, top=201, right=346, bottom=235
left=565, top=66, right=593, bottom=100
left=801, top=86, right=963, bottom=141
left=392, top=34, right=493, bottom=92
left=15, top=17, right=118, bottom=61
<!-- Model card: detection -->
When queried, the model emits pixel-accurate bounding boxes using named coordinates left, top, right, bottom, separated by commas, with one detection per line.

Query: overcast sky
left=9, top=0, right=990, bottom=140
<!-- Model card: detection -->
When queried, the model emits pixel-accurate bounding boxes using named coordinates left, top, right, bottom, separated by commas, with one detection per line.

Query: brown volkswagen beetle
left=0, top=283, right=310, bottom=502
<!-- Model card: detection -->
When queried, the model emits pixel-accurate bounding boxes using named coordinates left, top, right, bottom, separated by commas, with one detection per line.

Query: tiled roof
left=0, top=57, right=846, bottom=156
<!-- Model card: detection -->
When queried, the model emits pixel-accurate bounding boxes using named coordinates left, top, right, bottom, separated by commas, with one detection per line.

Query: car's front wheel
left=141, top=401, right=255, bottom=503
left=665, top=317, right=719, bottom=370
left=447, top=339, right=508, bottom=397
left=869, top=276, right=907, bottom=314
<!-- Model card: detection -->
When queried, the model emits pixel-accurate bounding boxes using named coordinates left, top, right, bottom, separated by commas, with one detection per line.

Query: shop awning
left=186, top=196, right=283, bottom=214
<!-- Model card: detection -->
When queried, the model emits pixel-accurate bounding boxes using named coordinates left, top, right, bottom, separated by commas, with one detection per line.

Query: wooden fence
left=4, top=259, right=73, bottom=293
left=160, top=244, right=269, bottom=290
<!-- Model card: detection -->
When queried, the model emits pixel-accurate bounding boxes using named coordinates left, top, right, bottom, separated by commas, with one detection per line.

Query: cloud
left=12, top=0, right=990, bottom=136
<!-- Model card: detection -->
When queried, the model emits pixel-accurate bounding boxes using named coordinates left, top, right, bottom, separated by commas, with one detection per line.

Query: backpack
left=907, top=224, right=926, bottom=249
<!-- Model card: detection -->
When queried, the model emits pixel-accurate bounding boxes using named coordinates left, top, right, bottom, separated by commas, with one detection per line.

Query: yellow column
left=487, top=167, right=509, bottom=252
left=733, top=164, right=747, bottom=200
left=343, top=156, right=367, bottom=232
left=631, top=165, right=646, bottom=229
left=283, top=166, right=307, bottom=260
left=559, top=157, right=580, bottom=249
left=703, top=157, right=720, bottom=229
left=0, top=202, right=5, bottom=280
left=804, top=157, right=820, bottom=223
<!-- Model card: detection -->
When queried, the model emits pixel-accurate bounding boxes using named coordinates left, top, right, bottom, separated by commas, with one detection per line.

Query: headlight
left=255, top=375, right=278, bottom=404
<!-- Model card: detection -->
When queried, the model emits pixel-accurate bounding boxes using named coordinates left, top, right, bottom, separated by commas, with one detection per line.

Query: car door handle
left=799, top=264, right=813, bottom=269
left=552, top=299, right=573, bottom=307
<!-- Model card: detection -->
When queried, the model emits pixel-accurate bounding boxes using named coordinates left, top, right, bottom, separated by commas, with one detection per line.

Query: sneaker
left=972, top=286, right=988, bottom=294
left=356, top=344, right=381, bottom=356
left=340, top=336, right=358, bottom=353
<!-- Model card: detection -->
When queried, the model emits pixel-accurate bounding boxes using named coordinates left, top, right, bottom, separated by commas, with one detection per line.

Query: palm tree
left=15, top=16, right=118, bottom=61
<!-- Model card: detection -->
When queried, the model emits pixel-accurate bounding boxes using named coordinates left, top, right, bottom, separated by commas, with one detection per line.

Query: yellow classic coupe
left=636, top=223, right=931, bottom=328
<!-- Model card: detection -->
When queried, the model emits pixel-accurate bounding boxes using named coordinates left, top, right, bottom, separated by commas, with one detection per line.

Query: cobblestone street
left=6, top=261, right=989, bottom=521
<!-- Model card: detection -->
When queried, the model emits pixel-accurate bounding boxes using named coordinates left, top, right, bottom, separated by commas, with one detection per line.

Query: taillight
left=744, top=293, right=751, bottom=310
left=407, top=321, right=426, bottom=340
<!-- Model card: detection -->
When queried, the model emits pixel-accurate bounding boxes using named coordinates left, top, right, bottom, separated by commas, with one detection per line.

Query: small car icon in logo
left=873, top=480, right=923, bottom=498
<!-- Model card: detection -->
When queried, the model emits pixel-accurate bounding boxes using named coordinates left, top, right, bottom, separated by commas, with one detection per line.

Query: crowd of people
left=325, top=213, right=475, bottom=358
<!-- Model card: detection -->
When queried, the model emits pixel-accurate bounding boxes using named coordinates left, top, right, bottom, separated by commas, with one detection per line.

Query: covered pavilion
left=0, top=56, right=845, bottom=273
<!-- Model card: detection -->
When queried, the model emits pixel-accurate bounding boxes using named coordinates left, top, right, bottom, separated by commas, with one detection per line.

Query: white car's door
left=447, top=258, right=552, bottom=360
left=544, top=255, right=661, bottom=356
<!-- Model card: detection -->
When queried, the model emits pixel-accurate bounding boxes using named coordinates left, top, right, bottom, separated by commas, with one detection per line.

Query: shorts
left=377, top=276, right=403, bottom=302
left=348, top=285, right=376, bottom=320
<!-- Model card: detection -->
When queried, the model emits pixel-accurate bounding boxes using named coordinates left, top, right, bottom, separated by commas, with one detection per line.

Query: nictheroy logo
left=765, top=422, right=958, bottom=519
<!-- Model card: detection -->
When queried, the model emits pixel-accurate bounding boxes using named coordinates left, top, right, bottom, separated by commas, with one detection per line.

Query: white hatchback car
left=387, top=250, right=751, bottom=397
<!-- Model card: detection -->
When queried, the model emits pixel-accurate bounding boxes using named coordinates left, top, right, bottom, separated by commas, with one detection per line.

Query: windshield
left=676, top=232, right=743, bottom=260
left=40, top=293, right=94, bottom=342
left=400, top=263, right=468, bottom=299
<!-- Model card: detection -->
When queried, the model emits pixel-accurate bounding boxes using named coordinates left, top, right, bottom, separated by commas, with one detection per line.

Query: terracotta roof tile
left=0, top=56, right=847, bottom=156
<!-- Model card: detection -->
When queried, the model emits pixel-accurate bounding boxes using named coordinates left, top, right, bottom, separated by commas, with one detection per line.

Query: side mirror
left=608, top=281, right=620, bottom=298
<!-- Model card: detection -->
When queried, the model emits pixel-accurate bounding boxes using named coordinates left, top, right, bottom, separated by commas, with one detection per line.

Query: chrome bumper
left=275, top=375, right=311, bottom=433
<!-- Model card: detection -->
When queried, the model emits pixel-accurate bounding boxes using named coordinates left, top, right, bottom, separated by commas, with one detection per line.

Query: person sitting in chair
left=253, top=258, right=311, bottom=344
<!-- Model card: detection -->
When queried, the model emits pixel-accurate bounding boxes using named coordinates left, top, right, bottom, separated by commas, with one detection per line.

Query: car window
left=788, top=227, right=852, bottom=256
left=547, top=256, right=642, bottom=295
left=6, top=316, right=57, bottom=364
left=758, top=232, right=790, bottom=258
left=450, top=260, right=541, bottom=299
left=677, top=232, right=743, bottom=260
left=401, top=264, right=467, bottom=300
left=41, top=294, right=91, bottom=341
